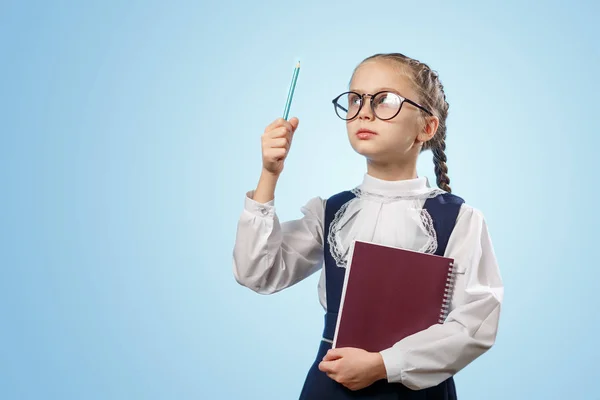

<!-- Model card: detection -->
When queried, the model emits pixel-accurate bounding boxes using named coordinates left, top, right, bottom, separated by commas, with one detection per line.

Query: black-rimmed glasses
left=332, top=91, right=433, bottom=121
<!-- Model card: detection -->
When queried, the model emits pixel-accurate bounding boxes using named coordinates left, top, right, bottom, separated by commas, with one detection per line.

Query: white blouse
left=232, top=173, right=504, bottom=390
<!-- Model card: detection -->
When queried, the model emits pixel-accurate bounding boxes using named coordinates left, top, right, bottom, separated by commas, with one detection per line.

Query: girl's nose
left=357, top=97, right=375, bottom=121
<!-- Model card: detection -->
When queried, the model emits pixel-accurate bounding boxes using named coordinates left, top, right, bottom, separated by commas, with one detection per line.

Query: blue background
left=1, top=1, right=598, bottom=399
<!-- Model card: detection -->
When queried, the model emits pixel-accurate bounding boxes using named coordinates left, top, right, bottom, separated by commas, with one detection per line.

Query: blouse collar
left=358, top=173, right=434, bottom=196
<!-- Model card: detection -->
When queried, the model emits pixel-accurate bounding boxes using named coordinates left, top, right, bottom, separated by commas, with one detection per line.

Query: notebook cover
left=332, top=240, right=455, bottom=352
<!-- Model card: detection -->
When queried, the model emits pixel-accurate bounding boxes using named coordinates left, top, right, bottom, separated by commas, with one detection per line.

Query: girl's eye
left=348, top=94, right=360, bottom=104
left=377, top=93, right=400, bottom=107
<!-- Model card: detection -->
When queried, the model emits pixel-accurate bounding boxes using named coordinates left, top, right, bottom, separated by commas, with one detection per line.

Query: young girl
left=232, top=53, right=503, bottom=399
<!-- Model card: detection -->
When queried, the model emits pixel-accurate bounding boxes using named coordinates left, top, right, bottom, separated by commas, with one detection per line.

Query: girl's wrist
left=371, top=352, right=388, bottom=381
left=260, top=168, right=281, bottom=181
left=252, top=169, right=280, bottom=203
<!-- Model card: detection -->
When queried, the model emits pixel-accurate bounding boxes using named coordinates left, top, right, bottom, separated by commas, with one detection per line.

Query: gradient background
left=1, top=1, right=598, bottom=399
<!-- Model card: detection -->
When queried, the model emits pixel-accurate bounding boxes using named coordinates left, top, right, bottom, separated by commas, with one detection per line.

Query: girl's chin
left=350, top=140, right=387, bottom=157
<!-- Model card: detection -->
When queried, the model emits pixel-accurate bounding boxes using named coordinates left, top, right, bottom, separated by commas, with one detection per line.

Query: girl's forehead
left=350, top=60, right=415, bottom=95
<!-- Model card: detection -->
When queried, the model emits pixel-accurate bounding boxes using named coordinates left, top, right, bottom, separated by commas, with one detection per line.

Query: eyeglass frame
left=331, top=90, right=434, bottom=121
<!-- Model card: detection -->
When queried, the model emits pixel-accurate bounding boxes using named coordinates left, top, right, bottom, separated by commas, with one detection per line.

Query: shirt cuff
left=244, top=190, right=275, bottom=217
left=379, top=347, right=404, bottom=384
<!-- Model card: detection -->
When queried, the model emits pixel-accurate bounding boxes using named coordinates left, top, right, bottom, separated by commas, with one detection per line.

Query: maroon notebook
left=332, top=240, right=456, bottom=352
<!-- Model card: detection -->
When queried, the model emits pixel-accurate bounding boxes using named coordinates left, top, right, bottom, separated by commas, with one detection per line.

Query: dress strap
left=422, top=192, right=465, bottom=256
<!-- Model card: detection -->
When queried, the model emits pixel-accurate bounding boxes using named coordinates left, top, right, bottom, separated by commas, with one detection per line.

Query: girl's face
left=345, top=60, right=433, bottom=164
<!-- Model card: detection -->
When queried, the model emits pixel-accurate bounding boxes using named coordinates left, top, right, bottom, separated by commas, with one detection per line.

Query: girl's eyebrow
left=349, top=87, right=404, bottom=96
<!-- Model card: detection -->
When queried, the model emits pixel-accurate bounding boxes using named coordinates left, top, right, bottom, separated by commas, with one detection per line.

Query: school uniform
left=233, top=174, right=503, bottom=399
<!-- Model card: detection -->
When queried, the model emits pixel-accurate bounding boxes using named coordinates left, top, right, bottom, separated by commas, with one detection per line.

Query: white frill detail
left=327, top=187, right=445, bottom=268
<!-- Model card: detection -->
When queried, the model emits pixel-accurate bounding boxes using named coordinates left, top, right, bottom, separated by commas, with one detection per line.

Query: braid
left=359, top=53, right=453, bottom=192
left=421, top=66, right=452, bottom=193
left=432, top=137, right=451, bottom=193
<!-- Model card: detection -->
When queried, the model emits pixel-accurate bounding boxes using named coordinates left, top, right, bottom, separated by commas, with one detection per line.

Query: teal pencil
left=283, top=61, right=300, bottom=120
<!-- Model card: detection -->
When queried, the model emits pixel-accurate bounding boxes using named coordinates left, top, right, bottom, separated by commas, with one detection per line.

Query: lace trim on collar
left=327, top=190, right=442, bottom=268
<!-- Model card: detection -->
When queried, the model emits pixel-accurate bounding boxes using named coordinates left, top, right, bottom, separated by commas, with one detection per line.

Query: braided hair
left=357, top=53, right=452, bottom=193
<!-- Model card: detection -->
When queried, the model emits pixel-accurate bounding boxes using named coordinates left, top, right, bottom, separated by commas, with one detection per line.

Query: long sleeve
left=232, top=190, right=326, bottom=294
left=378, top=204, right=504, bottom=390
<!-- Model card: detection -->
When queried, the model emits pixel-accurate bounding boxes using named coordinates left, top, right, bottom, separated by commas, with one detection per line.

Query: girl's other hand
left=318, top=347, right=387, bottom=391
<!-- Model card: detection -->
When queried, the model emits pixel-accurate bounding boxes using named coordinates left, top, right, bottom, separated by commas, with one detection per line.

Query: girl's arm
left=232, top=189, right=326, bottom=294
left=379, top=205, right=504, bottom=390
left=232, top=116, right=325, bottom=293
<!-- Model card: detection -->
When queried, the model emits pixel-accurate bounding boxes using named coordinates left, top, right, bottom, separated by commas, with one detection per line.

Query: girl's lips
left=356, top=129, right=377, bottom=140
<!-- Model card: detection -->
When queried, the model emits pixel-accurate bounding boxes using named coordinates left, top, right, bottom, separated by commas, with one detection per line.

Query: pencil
left=283, top=61, right=300, bottom=120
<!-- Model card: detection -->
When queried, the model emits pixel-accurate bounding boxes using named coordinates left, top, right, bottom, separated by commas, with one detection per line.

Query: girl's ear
left=417, top=115, right=439, bottom=143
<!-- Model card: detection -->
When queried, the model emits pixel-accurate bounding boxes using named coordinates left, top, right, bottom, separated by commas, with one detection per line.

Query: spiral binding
left=438, top=262, right=458, bottom=324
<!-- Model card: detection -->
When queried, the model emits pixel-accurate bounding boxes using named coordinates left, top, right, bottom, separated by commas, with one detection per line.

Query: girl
left=232, top=53, right=503, bottom=399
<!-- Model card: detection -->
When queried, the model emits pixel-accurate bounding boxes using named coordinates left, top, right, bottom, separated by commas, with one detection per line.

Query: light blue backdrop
left=1, top=1, right=598, bottom=399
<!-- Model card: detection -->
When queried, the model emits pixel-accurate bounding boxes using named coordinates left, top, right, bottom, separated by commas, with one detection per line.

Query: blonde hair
left=356, top=53, right=452, bottom=193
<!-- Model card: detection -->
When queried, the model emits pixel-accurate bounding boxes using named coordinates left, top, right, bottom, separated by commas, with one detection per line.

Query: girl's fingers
left=264, top=117, right=286, bottom=132
left=265, top=118, right=294, bottom=135
left=267, top=126, right=292, bottom=140
left=318, top=361, right=333, bottom=374
left=268, top=137, right=290, bottom=149
left=264, top=147, right=287, bottom=160
left=322, top=350, right=343, bottom=361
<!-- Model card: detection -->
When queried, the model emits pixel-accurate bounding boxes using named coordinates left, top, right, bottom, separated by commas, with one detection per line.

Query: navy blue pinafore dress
left=299, top=190, right=464, bottom=399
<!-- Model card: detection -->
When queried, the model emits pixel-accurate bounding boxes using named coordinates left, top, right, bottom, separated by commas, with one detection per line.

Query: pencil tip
left=296, top=61, right=300, bottom=68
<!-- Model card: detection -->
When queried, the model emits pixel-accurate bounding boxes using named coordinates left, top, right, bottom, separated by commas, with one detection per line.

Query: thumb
left=289, top=117, right=299, bottom=133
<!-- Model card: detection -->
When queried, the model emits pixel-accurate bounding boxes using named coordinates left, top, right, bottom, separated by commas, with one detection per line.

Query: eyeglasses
left=332, top=91, right=433, bottom=121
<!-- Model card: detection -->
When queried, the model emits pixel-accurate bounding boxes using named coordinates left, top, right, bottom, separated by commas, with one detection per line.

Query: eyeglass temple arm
left=404, top=99, right=433, bottom=116
left=333, top=100, right=349, bottom=113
